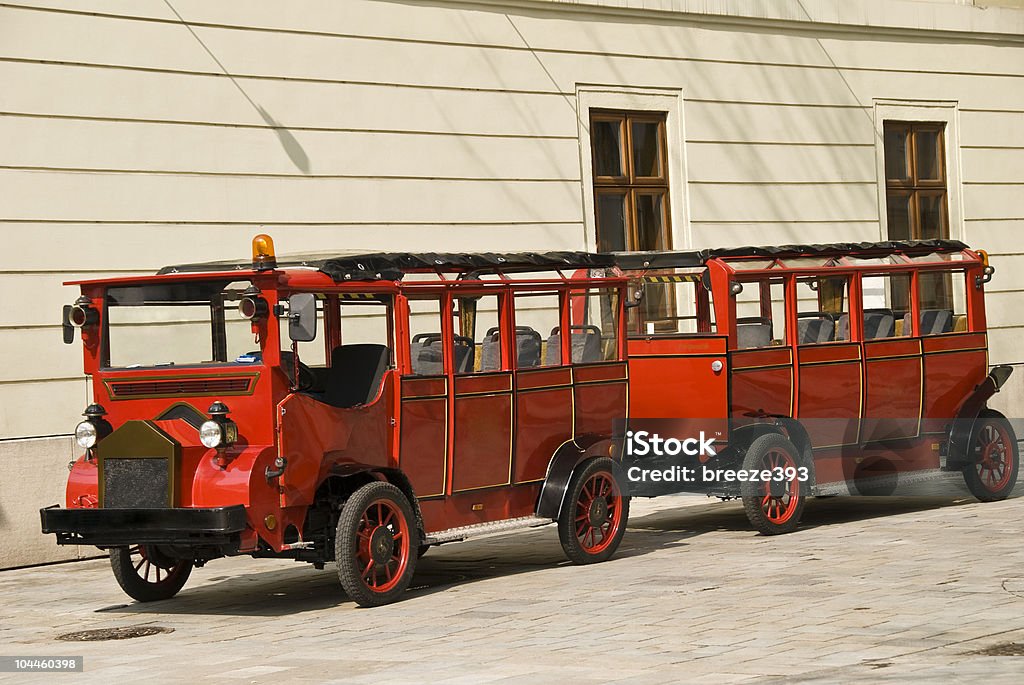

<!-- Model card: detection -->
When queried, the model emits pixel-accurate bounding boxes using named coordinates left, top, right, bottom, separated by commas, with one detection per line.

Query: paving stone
left=2, top=493, right=1023, bottom=682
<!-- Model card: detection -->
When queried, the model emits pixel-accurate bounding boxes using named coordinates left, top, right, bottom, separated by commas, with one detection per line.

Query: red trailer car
left=617, top=239, right=1017, bottom=534
left=42, top=237, right=634, bottom=606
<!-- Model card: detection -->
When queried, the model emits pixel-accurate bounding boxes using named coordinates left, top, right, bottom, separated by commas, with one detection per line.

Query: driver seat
left=324, top=344, right=389, bottom=408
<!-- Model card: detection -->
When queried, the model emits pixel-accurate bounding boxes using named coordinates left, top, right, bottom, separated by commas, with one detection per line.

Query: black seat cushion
left=324, top=344, right=389, bottom=408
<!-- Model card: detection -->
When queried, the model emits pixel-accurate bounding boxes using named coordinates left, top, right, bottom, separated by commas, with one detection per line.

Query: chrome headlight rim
left=75, top=420, right=98, bottom=449
left=199, top=420, right=224, bottom=449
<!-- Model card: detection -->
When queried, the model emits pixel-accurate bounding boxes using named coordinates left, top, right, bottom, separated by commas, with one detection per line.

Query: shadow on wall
left=163, top=0, right=312, bottom=175
left=256, top=105, right=311, bottom=175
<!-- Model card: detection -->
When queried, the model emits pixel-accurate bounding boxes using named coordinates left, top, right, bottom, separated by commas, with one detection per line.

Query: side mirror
left=287, top=293, right=317, bottom=342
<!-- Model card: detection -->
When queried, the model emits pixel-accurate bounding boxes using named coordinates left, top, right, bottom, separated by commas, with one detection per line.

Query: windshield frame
left=99, top=278, right=262, bottom=371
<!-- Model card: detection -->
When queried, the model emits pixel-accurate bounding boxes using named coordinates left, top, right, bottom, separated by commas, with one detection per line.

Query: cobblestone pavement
left=3, top=476, right=1024, bottom=683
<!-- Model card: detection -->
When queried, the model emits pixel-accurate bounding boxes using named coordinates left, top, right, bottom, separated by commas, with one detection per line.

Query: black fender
left=725, top=419, right=815, bottom=486
left=946, top=365, right=1014, bottom=470
left=321, top=463, right=426, bottom=542
left=536, top=434, right=622, bottom=520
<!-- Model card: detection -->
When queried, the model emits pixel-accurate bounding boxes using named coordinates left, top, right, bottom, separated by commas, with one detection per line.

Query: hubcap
left=588, top=498, right=609, bottom=527
left=369, top=526, right=395, bottom=565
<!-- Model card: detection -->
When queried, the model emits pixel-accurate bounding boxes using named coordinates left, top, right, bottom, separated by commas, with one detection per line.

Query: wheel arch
left=536, top=434, right=622, bottom=520
left=728, top=420, right=814, bottom=484
left=947, top=365, right=1014, bottom=469
left=312, top=465, right=426, bottom=543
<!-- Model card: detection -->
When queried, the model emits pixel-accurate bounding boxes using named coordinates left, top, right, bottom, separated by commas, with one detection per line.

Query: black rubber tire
left=740, top=433, right=809, bottom=536
left=336, top=482, right=418, bottom=607
left=109, top=545, right=192, bottom=602
left=557, top=457, right=630, bottom=565
left=963, top=409, right=1019, bottom=502
left=417, top=544, right=430, bottom=559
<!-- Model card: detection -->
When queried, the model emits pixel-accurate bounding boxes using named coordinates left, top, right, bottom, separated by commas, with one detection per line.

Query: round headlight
left=200, top=421, right=224, bottom=449
left=75, top=420, right=97, bottom=449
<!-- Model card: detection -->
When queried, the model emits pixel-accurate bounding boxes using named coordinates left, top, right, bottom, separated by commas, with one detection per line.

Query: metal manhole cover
left=971, top=643, right=1024, bottom=657
left=56, top=626, right=174, bottom=642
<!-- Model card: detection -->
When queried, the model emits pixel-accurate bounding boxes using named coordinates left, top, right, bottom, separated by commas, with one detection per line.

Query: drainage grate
left=56, top=626, right=174, bottom=642
left=971, top=643, right=1024, bottom=657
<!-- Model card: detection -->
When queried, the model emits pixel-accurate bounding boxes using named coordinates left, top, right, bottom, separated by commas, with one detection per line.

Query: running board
left=423, top=515, right=552, bottom=545
left=813, top=468, right=959, bottom=496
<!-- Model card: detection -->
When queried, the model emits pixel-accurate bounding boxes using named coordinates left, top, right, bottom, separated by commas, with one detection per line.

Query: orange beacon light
left=252, top=234, right=277, bottom=271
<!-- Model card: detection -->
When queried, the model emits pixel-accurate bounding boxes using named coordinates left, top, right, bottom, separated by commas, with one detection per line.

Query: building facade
left=2, top=0, right=1023, bottom=566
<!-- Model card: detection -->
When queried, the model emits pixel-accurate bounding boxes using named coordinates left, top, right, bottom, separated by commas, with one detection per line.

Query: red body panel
left=452, top=373, right=514, bottom=492
left=513, top=367, right=573, bottom=483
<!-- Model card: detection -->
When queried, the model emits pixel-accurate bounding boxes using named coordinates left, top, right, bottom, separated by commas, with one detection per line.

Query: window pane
left=456, top=294, right=501, bottom=373
left=915, top=129, right=943, bottom=181
left=596, top=192, right=628, bottom=252
left=631, top=121, right=662, bottom=178
left=861, top=274, right=907, bottom=339
left=795, top=277, right=849, bottom=343
left=917, top=271, right=964, bottom=334
left=634, top=192, right=667, bottom=251
left=407, top=298, right=443, bottom=375
left=592, top=119, right=623, bottom=177
left=886, top=192, right=913, bottom=240
left=734, top=280, right=786, bottom=349
left=884, top=126, right=911, bottom=181
left=918, top=192, right=947, bottom=240
left=571, top=288, right=620, bottom=362
left=515, top=292, right=562, bottom=367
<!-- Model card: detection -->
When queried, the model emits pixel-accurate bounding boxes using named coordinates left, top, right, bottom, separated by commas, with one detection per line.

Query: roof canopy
left=158, top=251, right=617, bottom=281
left=610, top=239, right=969, bottom=271
left=156, top=240, right=971, bottom=282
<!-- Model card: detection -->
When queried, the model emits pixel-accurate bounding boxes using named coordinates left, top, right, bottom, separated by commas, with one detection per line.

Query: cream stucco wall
left=1, top=0, right=1022, bottom=567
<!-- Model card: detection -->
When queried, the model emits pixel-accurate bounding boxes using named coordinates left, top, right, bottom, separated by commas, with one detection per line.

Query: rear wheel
left=336, top=482, right=418, bottom=607
left=963, top=410, right=1018, bottom=502
left=741, top=433, right=808, bottom=535
left=557, top=458, right=630, bottom=564
left=109, top=545, right=192, bottom=602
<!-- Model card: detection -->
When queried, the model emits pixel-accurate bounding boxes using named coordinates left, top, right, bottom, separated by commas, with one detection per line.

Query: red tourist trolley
left=616, top=239, right=1017, bottom=534
left=41, top=237, right=1016, bottom=605
left=42, top=237, right=632, bottom=606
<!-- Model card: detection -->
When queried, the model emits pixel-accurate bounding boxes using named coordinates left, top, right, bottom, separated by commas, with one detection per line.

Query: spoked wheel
left=741, top=433, right=808, bottom=535
left=109, top=545, right=193, bottom=602
left=558, top=457, right=630, bottom=565
left=336, top=482, right=418, bottom=607
left=963, top=410, right=1018, bottom=502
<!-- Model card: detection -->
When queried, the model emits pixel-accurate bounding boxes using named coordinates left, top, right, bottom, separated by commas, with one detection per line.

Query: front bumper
left=40, top=505, right=248, bottom=548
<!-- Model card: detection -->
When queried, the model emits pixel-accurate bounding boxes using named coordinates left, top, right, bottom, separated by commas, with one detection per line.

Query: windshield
left=103, top=280, right=259, bottom=368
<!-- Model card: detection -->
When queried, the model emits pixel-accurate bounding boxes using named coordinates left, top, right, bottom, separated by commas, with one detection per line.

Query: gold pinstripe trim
left=733, top=363, right=792, bottom=372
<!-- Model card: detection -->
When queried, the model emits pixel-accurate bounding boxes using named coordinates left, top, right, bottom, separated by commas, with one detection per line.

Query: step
left=423, top=515, right=552, bottom=545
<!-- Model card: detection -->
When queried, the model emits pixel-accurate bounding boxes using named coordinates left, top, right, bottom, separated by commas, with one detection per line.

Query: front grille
left=109, top=376, right=252, bottom=398
left=103, top=458, right=169, bottom=508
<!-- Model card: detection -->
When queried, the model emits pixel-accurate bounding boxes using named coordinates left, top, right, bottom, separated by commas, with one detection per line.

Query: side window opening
left=454, top=294, right=505, bottom=374
left=915, top=270, right=966, bottom=336
left=861, top=274, right=910, bottom=339
left=513, top=291, right=561, bottom=368
left=796, top=277, right=850, bottom=344
left=406, top=297, right=445, bottom=376
left=570, top=288, right=620, bottom=362
left=628, top=273, right=716, bottom=336
left=322, top=296, right=393, bottom=408
left=734, top=279, right=786, bottom=349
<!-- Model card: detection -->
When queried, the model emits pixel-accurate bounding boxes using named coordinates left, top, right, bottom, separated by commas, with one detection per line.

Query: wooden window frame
left=883, top=122, right=949, bottom=241
left=591, top=110, right=671, bottom=253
